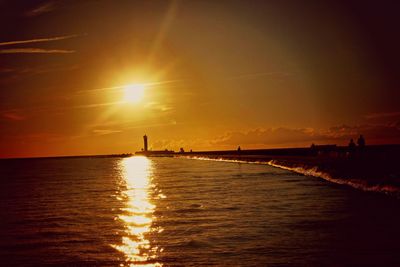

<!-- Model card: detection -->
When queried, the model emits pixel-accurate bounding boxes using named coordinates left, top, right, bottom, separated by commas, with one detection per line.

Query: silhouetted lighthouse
left=143, top=134, right=148, bottom=152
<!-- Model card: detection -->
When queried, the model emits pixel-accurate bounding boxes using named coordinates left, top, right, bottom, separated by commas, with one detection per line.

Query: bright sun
left=123, top=84, right=146, bottom=103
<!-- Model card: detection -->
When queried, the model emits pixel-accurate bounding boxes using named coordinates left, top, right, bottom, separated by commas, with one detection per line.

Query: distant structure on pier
left=135, top=134, right=175, bottom=156
left=143, top=134, right=148, bottom=152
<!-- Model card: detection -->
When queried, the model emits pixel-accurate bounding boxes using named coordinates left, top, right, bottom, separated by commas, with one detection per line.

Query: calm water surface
left=1, top=156, right=400, bottom=266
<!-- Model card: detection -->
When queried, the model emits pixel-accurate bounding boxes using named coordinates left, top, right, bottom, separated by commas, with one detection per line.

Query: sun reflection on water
left=112, top=156, right=162, bottom=267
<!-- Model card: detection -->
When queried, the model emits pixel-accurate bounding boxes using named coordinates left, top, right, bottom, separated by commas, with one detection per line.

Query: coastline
left=175, top=145, right=400, bottom=196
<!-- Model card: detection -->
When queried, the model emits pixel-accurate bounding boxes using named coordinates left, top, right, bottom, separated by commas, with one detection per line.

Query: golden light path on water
left=112, top=156, right=162, bottom=267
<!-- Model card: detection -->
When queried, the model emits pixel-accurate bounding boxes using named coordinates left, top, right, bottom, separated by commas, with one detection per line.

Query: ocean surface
left=1, top=156, right=400, bottom=266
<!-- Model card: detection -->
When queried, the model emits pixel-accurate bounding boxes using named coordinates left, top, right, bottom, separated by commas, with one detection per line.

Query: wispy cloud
left=211, top=123, right=400, bottom=148
left=77, top=79, right=185, bottom=94
left=15, top=65, right=79, bottom=75
left=24, top=1, right=58, bottom=17
left=92, top=129, right=122, bottom=136
left=0, top=100, right=123, bottom=119
left=227, top=71, right=293, bottom=81
left=365, top=111, right=400, bottom=120
left=144, top=101, right=174, bottom=112
left=1, top=110, right=26, bottom=121
left=69, top=101, right=125, bottom=109
left=0, top=34, right=81, bottom=47
left=0, top=48, right=75, bottom=54
left=0, top=68, right=16, bottom=73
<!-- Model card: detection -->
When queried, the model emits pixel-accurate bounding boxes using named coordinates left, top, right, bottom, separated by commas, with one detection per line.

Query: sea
left=1, top=156, right=400, bottom=266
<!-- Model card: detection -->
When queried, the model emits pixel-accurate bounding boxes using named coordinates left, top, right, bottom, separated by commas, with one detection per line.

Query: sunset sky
left=1, top=0, right=400, bottom=158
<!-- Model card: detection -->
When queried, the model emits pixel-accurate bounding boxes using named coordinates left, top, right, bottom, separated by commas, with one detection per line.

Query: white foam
left=178, top=155, right=400, bottom=196
left=268, top=160, right=400, bottom=195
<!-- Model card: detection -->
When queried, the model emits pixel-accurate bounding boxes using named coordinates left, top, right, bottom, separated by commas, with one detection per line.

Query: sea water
left=1, top=156, right=400, bottom=266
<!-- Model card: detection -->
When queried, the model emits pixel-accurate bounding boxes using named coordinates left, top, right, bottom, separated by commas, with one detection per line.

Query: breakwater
left=176, top=144, right=400, bottom=196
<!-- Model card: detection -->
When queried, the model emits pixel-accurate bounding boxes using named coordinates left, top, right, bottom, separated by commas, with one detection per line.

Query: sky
left=1, top=0, right=400, bottom=158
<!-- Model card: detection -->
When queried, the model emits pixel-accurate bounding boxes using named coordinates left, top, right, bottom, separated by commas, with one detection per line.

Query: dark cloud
left=365, top=111, right=400, bottom=120
left=24, top=1, right=57, bottom=17
left=1, top=110, right=26, bottom=121
left=0, top=48, right=75, bottom=54
left=213, top=123, right=400, bottom=148
left=0, top=34, right=81, bottom=46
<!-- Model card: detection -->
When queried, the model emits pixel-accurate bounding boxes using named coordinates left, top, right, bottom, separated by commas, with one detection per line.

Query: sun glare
left=112, top=156, right=162, bottom=266
left=123, top=84, right=146, bottom=103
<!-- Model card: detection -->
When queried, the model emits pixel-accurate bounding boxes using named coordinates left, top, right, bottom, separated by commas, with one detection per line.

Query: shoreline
left=176, top=147, right=400, bottom=197
left=3, top=145, right=399, bottom=196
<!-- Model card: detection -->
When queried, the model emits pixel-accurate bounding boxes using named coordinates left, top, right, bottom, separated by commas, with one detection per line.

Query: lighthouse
left=143, top=134, right=148, bottom=152
left=135, top=134, right=174, bottom=156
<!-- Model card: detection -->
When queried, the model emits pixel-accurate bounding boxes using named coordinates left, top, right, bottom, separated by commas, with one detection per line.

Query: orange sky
left=1, top=0, right=399, bottom=158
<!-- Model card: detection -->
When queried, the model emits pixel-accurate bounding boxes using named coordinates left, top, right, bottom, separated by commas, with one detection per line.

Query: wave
left=267, top=160, right=400, bottom=196
left=179, top=156, right=276, bottom=166
left=179, top=155, right=400, bottom=196
left=180, top=156, right=252, bottom=164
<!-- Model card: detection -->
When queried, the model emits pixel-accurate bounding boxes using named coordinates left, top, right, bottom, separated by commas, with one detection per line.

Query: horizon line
left=1, top=143, right=399, bottom=160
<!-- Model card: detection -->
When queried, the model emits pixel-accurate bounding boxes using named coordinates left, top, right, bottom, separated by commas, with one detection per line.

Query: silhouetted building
left=143, top=135, right=148, bottom=152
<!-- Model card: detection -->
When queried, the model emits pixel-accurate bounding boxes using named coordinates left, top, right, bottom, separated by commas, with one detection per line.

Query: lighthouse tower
left=143, top=134, right=148, bottom=152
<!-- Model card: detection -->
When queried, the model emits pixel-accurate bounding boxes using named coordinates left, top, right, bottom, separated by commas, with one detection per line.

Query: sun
left=123, top=84, right=146, bottom=103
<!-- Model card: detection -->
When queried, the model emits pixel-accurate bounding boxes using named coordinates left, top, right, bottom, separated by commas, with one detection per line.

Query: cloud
left=211, top=123, right=400, bottom=148
left=0, top=65, right=79, bottom=83
left=330, top=123, right=400, bottom=143
left=152, top=138, right=211, bottom=151
left=24, top=1, right=57, bottom=17
left=365, top=111, right=400, bottom=120
left=70, top=101, right=124, bottom=109
left=0, top=68, right=15, bottom=73
left=92, top=129, right=122, bottom=136
left=212, top=128, right=322, bottom=148
left=227, top=71, right=293, bottom=81
left=1, top=110, right=26, bottom=121
left=0, top=34, right=81, bottom=57
left=77, top=79, right=186, bottom=94
left=0, top=48, right=75, bottom=54
left=144, top=101, right=174, bottom=112
left=0, top=34, right=80, bottom=47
